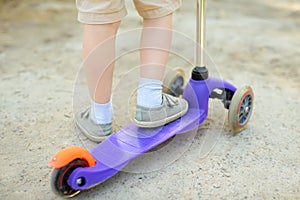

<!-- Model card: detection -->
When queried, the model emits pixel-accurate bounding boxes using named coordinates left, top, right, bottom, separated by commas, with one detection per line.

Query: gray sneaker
left=75, top=107, right=112, bottom=142
left=134, top=93, right=188, bottom=128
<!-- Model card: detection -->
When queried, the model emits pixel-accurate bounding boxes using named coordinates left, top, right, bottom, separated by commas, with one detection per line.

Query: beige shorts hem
left=78, top=7, right=127, bottom=25
left=137, top=0, right=182, bottom=19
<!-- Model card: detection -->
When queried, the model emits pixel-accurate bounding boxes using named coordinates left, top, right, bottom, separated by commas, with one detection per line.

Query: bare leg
left=135, top=14, right=188, bottom=127
left=83, top=22, right=120, bottom=104
left=75, top=22, right=120, bottom=140
left=137, top=14, right=173, bottom=108
left=140, top=14, right=173, bottom=80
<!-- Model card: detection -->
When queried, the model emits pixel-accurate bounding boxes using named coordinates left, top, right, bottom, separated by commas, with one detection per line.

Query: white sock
left=137, top=77, right=163, bottom=108
left=90, top=99, right=113, bottom=124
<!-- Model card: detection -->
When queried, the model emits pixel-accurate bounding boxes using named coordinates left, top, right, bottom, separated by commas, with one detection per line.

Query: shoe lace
left=81, top=108, right=90, bottom=119
left=162, top=93, right=179, bottom=107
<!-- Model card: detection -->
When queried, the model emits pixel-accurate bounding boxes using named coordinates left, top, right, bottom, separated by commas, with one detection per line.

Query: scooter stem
left=196, top=0, right=206, bottom=67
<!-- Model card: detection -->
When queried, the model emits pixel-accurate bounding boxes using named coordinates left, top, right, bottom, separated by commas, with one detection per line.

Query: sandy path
left=1, top=0, right=299, bottom=199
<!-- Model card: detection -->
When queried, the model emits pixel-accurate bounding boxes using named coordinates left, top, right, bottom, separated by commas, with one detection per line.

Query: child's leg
left=134, top=0, right=188, bottom=128
left=75, top=0, right=126, bottom=141
left=82, top=22, right=120, bottom=125
left=140, top=14, right=173, bottom=80
left=135, top=14, right=188, bottom=128
left=83, top=22, right=120, bottom=104
left=75, top=22, right=120, bottom=142
left=137, top=14, right=173, bottom=108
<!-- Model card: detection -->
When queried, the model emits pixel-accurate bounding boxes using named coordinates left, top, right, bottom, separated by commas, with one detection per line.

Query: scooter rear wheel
left=51, top=159, right=88, bottom=198
left=228, top=85, right=254, bottom=133
left=163, top=68, right=185, bottom=97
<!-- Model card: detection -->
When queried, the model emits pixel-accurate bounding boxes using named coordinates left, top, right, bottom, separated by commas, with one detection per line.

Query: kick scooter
left=49, top=0, right=254, bottom=197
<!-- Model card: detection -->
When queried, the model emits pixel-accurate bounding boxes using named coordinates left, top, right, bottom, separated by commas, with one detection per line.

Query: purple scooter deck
left=68, top=76, right=237, bottom=190
left=68, top=108, right=205, bottom=190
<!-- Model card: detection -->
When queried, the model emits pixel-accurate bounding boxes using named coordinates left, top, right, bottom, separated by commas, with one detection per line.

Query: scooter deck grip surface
left=90, top=108, right=203, bottom=168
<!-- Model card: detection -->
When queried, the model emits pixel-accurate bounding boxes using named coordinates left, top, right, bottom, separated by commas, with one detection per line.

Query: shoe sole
left=133, top=104, right=189, bottom=128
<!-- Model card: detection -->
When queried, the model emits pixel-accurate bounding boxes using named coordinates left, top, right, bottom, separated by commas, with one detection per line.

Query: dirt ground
left=1, top=0, right=300, bottom=199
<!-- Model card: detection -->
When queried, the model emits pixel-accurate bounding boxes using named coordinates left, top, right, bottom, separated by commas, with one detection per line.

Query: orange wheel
left=49, top=146, right=96, bottom=169
left=51, top=159, right=88, bottom=198
left=49, top=146, right=96, bottom=197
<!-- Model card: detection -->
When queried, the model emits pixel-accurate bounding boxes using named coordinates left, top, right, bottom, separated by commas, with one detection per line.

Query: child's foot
left=75, top=108, right=112, bottom=142
left=134, top=93, right=188, bottom=128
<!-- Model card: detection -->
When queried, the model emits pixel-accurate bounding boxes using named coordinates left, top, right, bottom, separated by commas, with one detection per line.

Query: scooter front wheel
left=51, top=159, right=88, bottom=198
left=228, top=85, right=254, bottom=133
